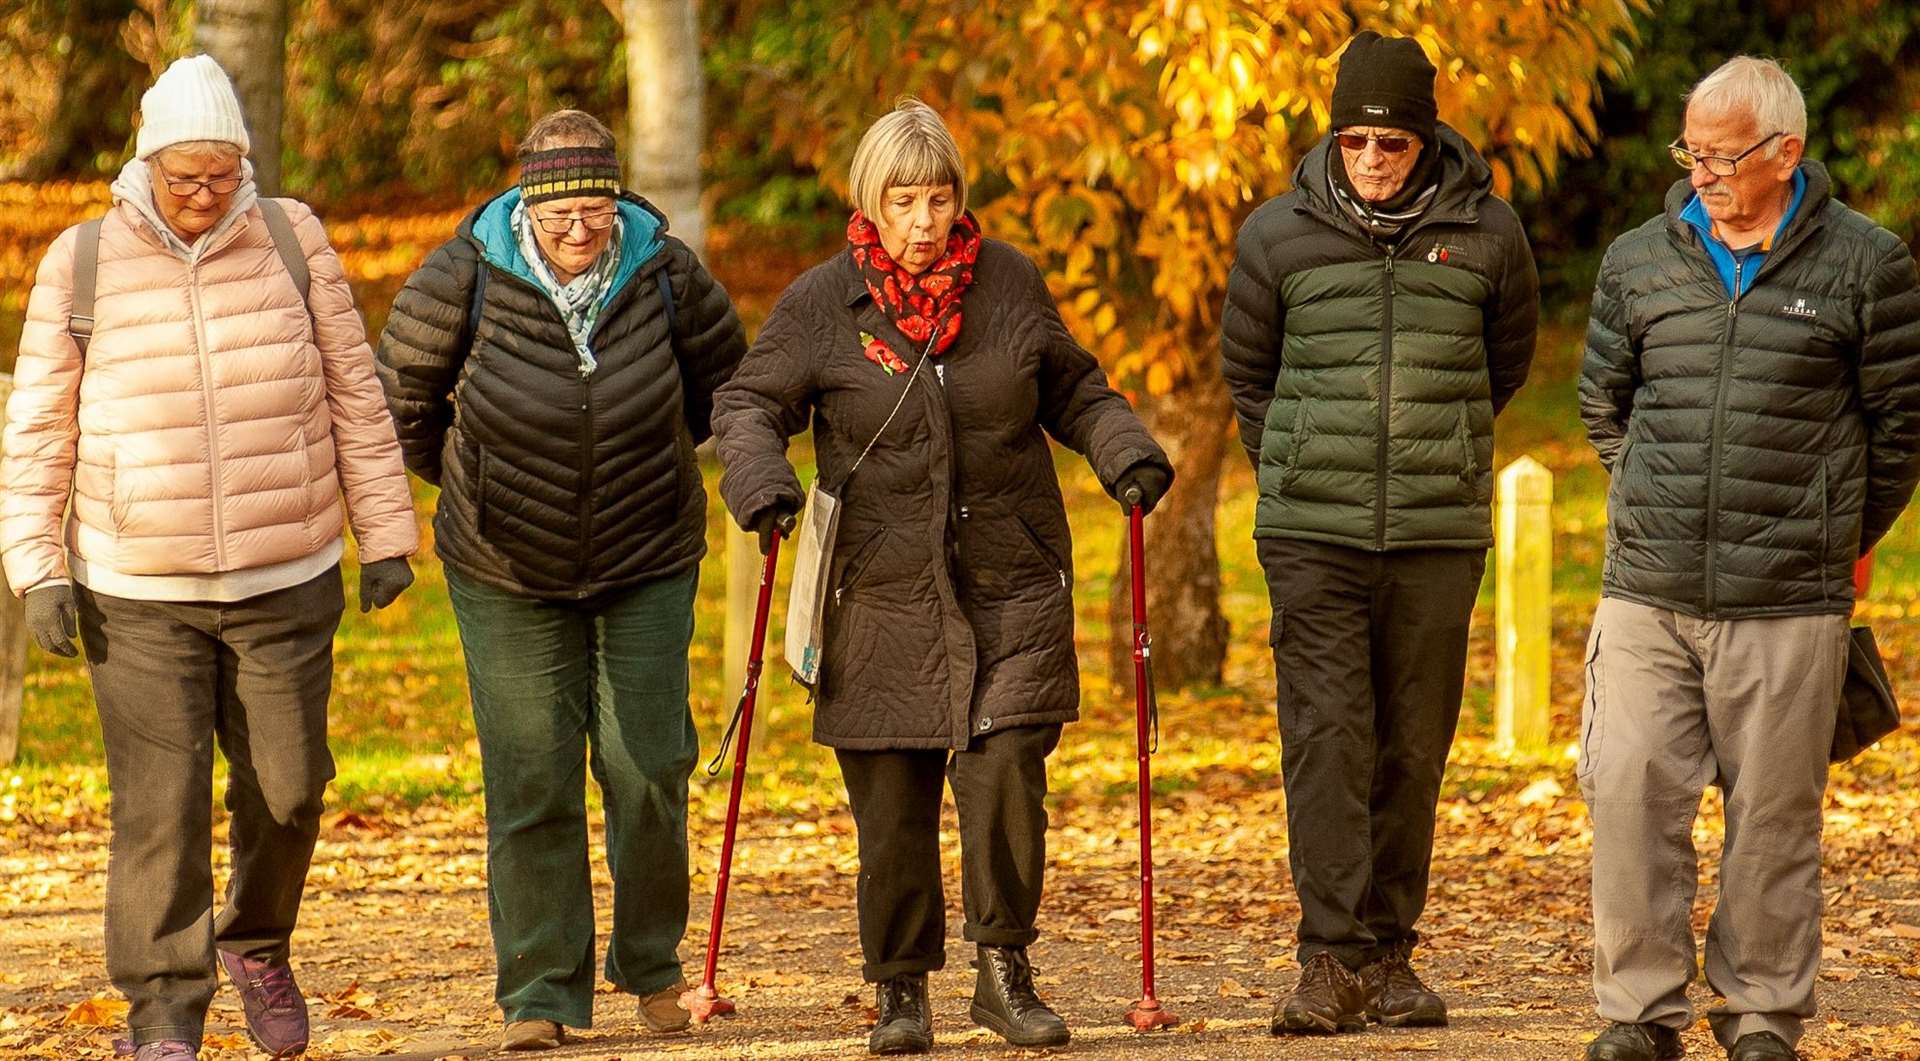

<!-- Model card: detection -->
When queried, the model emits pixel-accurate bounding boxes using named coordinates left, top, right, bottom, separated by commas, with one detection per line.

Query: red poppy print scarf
left=847, top=210, right=981, bottom=359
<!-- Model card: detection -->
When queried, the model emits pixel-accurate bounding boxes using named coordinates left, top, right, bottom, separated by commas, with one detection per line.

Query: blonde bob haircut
left=848, top=98, right=968, bottom=220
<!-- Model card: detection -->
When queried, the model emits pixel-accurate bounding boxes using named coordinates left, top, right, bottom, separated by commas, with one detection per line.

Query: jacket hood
left=1293, top=122, right=1493, bottom=227
left=459, top=187, right=667, bottom=295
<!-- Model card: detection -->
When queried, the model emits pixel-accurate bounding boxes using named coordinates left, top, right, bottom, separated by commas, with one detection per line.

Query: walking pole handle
left=1124, top=484, right=1144, bottom=508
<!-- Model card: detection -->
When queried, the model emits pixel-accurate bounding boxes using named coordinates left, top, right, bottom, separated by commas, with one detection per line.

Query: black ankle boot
left=969, top=945, right=1069, bottom=1047
left=868, top=973, right=931, bottom=1055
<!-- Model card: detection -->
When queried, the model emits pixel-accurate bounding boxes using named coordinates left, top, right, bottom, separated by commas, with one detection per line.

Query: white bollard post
left=0, top=374, right=26, bottom=765
left=1495, top=455, right=1552, bottom=756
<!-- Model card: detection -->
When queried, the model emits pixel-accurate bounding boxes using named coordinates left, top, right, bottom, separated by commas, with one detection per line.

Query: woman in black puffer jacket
left=375, top=109, right=745, bottom=1051
left=712, top=98, right=1171, bottom=1056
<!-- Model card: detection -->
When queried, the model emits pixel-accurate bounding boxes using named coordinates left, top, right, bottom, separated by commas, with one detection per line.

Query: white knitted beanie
left=134, top=55, right=251, bottom=160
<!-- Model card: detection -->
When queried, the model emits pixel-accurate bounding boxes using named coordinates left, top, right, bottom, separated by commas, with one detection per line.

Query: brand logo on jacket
left=1426, top=243, right=1462, bottom=266
left=1363, top=104, right=1389, bottom=117
left=1782, top=297, right=1818, bottom=320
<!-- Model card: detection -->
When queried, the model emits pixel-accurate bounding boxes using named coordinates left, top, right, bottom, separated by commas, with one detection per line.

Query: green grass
left=9, top=315, right=1920, bottom=820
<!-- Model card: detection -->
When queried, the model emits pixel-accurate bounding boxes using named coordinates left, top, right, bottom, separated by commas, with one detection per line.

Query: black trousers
left=834, top=723, right=1062, bottom=982
left=77, top=568, right=344, bottom=1047
left=1257, top=537, right=1484, bottom=969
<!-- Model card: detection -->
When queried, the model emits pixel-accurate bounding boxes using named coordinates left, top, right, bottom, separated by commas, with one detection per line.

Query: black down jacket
left=1221, top=125, right=1538, bottom=551
left=1581, top=161, right=1920, bottom=618
left=376, top=190, right=746, bottom=599
left=712, top=239, right=1171, bottom=750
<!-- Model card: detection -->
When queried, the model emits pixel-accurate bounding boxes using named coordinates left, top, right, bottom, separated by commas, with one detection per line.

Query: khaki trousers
left=1580, top=596, right=1846, bottom=1048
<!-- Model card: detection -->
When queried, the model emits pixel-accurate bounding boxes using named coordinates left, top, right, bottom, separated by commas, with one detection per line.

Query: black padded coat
left=1580, top=161, right=1920, bottom=618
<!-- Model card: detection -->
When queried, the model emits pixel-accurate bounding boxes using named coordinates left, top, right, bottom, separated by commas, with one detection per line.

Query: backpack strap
left=656, top=268, right=677, bottom=340
left=68, top=218, right=105, bottom=356
left=465, top=257, right=489, bottom=351
left=256, top=198, right=310, bottom=304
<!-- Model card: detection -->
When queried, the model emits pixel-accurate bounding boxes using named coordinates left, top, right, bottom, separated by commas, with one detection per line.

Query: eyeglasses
left=1334, top=132, right=1417, bottom=154
left=1668, top=131, right=1785, bottom=177
left=531, top=210, right=618, bottom=235
left=158, top=172, right=244, bottom=197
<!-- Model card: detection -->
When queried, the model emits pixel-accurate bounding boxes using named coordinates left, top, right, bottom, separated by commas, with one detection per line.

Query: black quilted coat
left=1580, top=161, right=1920, bottom=618
left=711, top=239, right=1170, bottom=750
left=376, top=190, right=746, bottom=599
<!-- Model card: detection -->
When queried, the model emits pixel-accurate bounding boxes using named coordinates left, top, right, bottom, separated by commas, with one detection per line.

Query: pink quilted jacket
left=1, top=198, right=418, bottom=592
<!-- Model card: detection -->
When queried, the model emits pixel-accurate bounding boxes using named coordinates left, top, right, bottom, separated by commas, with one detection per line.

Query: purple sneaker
left=113, top=1041, right=196, bottom=1060
left=217, top=950, right=310, bottom=1057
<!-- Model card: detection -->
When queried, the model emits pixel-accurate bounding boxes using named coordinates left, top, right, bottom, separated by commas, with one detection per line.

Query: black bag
left=1831, top=625, right=1901, bottom=762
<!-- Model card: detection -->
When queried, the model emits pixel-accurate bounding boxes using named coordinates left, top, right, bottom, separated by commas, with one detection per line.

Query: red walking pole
left=1122, top=490, right=1179, bottom=1031
left=683, top=519, right=789, bottom=1022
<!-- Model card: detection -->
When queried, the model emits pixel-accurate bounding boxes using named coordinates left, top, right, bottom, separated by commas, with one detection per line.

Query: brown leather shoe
left=1270, top=952, right=1367, bottom=1035
left=1359, top=946, right=1448, bottom=1026
left=502, top=1018, right=563, bottom=1051
left=637, top=979, right=693, bottom=1033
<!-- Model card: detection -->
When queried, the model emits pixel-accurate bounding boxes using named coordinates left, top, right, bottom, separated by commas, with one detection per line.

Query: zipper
left=575, top=371, right=593, bottom=596
left=1015, top=514, right=1068, bottom=589
left=186, top=264, right=228, bottom=569
left=1705, top=257, right=1744, bottom=614
left=1377, top=251, right=1396, bottom=549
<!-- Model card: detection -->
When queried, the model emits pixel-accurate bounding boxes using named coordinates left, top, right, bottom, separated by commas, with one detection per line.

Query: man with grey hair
left=1579, top=55, right=1920, bottom=1061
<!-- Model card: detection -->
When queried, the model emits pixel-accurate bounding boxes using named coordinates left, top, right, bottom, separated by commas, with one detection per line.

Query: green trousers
left=447, top=566, right=699, bottom=1028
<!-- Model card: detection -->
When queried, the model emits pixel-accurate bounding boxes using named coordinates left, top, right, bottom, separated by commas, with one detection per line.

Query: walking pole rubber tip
left=681, top=983, right=736, bottom=1022
left=1124, top=997, right=1179, bottom=1031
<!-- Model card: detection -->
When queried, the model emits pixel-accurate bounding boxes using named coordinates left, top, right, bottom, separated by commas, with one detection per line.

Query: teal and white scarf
left=512, top=201, right=624, bottom=376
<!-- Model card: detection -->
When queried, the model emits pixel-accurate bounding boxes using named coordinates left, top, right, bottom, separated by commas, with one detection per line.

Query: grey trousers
left=77, top=568, right=344, bottom=1047
left=1579, top=596, right=1846, bottom=1049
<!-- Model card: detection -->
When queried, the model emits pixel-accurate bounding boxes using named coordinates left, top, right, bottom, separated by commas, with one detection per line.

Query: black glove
left=24, top=583, right=79, bottom=658
left=1113, top=462, right=1172, bottom=516
left=749, top=504, right=800, bottom=555
left=358, top=556, right=414, bottom=613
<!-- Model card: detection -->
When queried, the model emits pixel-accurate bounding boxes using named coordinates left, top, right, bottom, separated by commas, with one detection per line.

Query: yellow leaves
left=1146, top=361, right=1175, bottom=396
left=60, top=997, right=125, bottom=1027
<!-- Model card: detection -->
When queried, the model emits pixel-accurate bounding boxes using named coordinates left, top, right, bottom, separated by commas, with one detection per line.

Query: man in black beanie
left=1221, top=29, right=1540, bottom=1037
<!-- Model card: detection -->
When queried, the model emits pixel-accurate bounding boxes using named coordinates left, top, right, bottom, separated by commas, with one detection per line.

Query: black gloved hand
left=24, top=583, right=79, bottom=658
left=749, top=504, right=800, bottom=555
left=358, top=556, right=415, bottom=613
left=1113, top=462, right=1173, bottom=516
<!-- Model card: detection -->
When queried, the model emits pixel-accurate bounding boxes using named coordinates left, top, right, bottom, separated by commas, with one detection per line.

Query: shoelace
left=986, top=951, right=1048, bottom=1015
left=1380, top=954, right=1429, bottom=995
left=247, top=963, right=301, bottom=1012
left=1299, top=954, right=1345, bottom=991
left=879, top=978, right=924, bottom=1021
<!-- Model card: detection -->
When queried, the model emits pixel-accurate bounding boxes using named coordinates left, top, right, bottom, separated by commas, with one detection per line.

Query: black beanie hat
left=1330, top=31, right=1438, bottom=143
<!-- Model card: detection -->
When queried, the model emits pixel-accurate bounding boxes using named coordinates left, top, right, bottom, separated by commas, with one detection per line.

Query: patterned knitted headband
left=519, top=146, right=622, bottom=206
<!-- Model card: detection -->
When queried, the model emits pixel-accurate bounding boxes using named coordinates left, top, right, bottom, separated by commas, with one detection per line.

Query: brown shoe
left=1270, top=952, right=1366, bottom=1035
left=637, top=979, right=692, bottom=1033
left=1359, top=946, right=1448, bottom=1027
left=502, top=1018, right=564, bottom=1051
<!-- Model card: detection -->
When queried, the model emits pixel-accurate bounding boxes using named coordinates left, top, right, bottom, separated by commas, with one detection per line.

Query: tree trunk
left=1108, top=353, right=1232, bottom=691
left=624, top=0, right=706, bottom=255
left=623, top=0, right=752, bottom=695
left=195, top=0, right=288, bottom=194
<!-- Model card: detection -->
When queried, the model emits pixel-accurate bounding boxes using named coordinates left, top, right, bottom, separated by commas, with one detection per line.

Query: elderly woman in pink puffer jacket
left=0, top=56, right=418, bottom=1061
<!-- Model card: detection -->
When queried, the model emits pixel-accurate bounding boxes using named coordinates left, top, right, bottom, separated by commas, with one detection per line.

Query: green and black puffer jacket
left=1580, top=162, right=1920, bottom=619
left=1221, top=125, right=1539, bottom=551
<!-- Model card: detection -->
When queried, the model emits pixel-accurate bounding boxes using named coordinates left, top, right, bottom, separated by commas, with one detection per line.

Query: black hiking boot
left=1270, top=951, right=1366, bottom=1035
left=868, top=973, right=932, bottom=1055
left=969, top=945, right=1070, bottom=1047
left=1586, top=1021, right=1685, bottom=1060
left=1358, top=944, right=1448, bottom=1027
left=1729, top=1031, right=1797, bottom=1060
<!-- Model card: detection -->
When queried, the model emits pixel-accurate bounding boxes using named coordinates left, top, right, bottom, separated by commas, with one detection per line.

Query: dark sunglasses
left=1668, top=131, right=1785, bottom=177
left=1334, top=131, right=1416, bottom=154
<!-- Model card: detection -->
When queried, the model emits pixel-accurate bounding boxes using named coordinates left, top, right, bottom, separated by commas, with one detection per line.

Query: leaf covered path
left=6, top=732, right=1920, bottom=1060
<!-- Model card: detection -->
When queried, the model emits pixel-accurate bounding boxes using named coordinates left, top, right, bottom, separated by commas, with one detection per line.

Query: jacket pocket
left=473, top=446, right=490, bottom=537
left=1014, top=513, right=1067, bottom=589
left=1577, top=620, right=1605, bottom=786
left=1454, top=404, right=1476, bottom=497
left=833, top=527, right=888, bottom=604
left=1278, top=402, right=1309, bottom=494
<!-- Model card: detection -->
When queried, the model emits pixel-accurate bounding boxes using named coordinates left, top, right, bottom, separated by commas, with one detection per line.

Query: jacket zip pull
left=936, top=362, right=946, bottom=385
left=1058, top=569, right=1067, bottom=589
